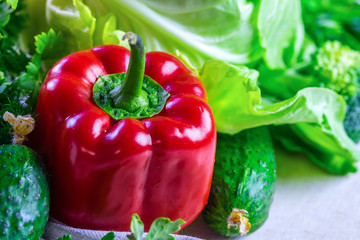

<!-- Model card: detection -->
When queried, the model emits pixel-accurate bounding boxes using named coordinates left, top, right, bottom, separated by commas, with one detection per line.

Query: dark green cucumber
left=203, top=126, right=276, bottom=237
left=0, top=144, right=50, bottom=240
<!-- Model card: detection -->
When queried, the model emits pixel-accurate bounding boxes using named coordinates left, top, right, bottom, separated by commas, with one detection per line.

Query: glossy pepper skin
left=30, top=43, right=216, bottom=231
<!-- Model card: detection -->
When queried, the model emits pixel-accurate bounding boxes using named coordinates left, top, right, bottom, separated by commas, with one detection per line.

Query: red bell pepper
left=30, top=33, right=216, bottom=231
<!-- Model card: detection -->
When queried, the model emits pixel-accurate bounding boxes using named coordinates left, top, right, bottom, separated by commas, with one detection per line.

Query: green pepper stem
left=110, top=32, right=148, bottom=111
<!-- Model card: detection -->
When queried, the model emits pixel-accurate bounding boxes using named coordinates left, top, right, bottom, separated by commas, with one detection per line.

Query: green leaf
left=258, top=40, right=360, bottom=107
left=26, top=61, right=40, bottom=77
left=271, top=124, right=357, bottom=175
left=0, top=2, right=12, bottom=27
left=56, top=235, right=72, bottom=240
left=128, top=214, right=144, bottom=240
left=101, top=232, right=115, bottom=240
left=300, top=0, right=360, bottom=50
left=34, top=28, right=65, bottom=59
left=6, top=0, right=18, bottom=9
left=0, top=71, right=10, bottom=94
left=0, top=1, right=30, bottom=77
left=55, top=233, right=115, bottom=240
left=258, top=0, right=304, bottom=68
left=93, top=13, right=129, bottom=48
left=127, top=214, right=185, bottom=240
left=199, top=60, right=359, bottom=174
left=25, top=0, right=303, bottom=68
left=3, top=0, right=28, bottom=37
left=14, top=29, right=64, bottom=110
left=45, top=0, right=96, bottom=51
left=199, top=60, right=260, bottom=133
left=145, top=218, right=185, bottom=240
left=127, top=234, right=137, bottom=240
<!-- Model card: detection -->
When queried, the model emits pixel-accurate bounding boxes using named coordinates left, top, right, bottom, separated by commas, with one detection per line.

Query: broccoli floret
left=344, top=92, right=360, bottom=143
left=313, top=41, right=360, bottom=143
left=313, top=41, right=360, bottom=101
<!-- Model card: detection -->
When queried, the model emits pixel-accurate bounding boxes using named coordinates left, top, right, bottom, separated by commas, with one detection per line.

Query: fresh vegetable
left=258, top=40, right=360, bottom=101
left=0, top=144, right=49, bottom=239
left=313, top=41, right=359, bottom=100
left=257, top=40, right=360, bottom=145
left=22, top=0, right=360, bottom=175
left=23, top=0, right=304, bottom=69
left=257, top=1, right=360, bottom=147
left=0, top=0, right=18, bottom=11
left=198, top=61, right=359, bottom=174
left=300, top=0, right=360, bottom=50
left=344, top=92, right=360, bottom=143
left=29, top=33, right=216, bottom=231
left=0, top=1, right=358, bottom=239
left=203, top=126, right=276, bottom=237
left=0, top=111, right=50, bottom=240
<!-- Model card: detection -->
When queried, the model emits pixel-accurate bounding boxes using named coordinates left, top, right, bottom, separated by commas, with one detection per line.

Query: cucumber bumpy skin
left=203, top=126, right=276, bottom=237
left=0, top=144, right=50, bottom=240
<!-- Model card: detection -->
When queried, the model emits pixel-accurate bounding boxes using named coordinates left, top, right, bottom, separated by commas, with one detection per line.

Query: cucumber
left=0, top=144, right=50, bottom=240
left=203, top=126, right=276, bottom=237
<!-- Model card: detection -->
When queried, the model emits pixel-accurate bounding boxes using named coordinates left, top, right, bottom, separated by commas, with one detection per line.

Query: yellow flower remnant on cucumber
left=227, top=208, right=251, bottom=236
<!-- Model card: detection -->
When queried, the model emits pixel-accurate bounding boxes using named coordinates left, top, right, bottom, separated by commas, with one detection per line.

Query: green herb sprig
left=55, top=214, right=184, bottom=240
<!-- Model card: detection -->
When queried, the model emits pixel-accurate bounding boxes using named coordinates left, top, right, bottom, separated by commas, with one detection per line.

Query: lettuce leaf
left=199, top=60, right=359, bottom=174
left=24, top=0, right=303, bottom=69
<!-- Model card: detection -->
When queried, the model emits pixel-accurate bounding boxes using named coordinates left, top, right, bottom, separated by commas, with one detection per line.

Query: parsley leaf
left=0, top=1, right=29, bottom=76
left=128, top=214, right=144, bottom=240
left=35, top=28, right=65, bottom=59
left=1, top=27, right=64, bottom=143
left=0, top=35, right=30, bottom=76
left=4, top=0, right=18, bottom=9
left=145, top=218, right=185, bottom=240
left=101, top=232, right=116, bottom=240
left=16, top=28, right=64, bottom=108
left=56, top=235, right=72, bottom=240
left=0, top=2, right=12, bottom=28
left=127, top=214, right=185, bottom=240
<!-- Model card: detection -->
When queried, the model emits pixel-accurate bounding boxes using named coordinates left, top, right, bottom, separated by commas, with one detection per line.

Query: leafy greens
left=199, top=61, right=359, bottom=174
left=0, top=0, right=65, bottom=144
left=17, top=0, right=360, bottom=174
left=300, top=0, right=360, bottom=51
left=24, top=0, right=303, bottom=69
